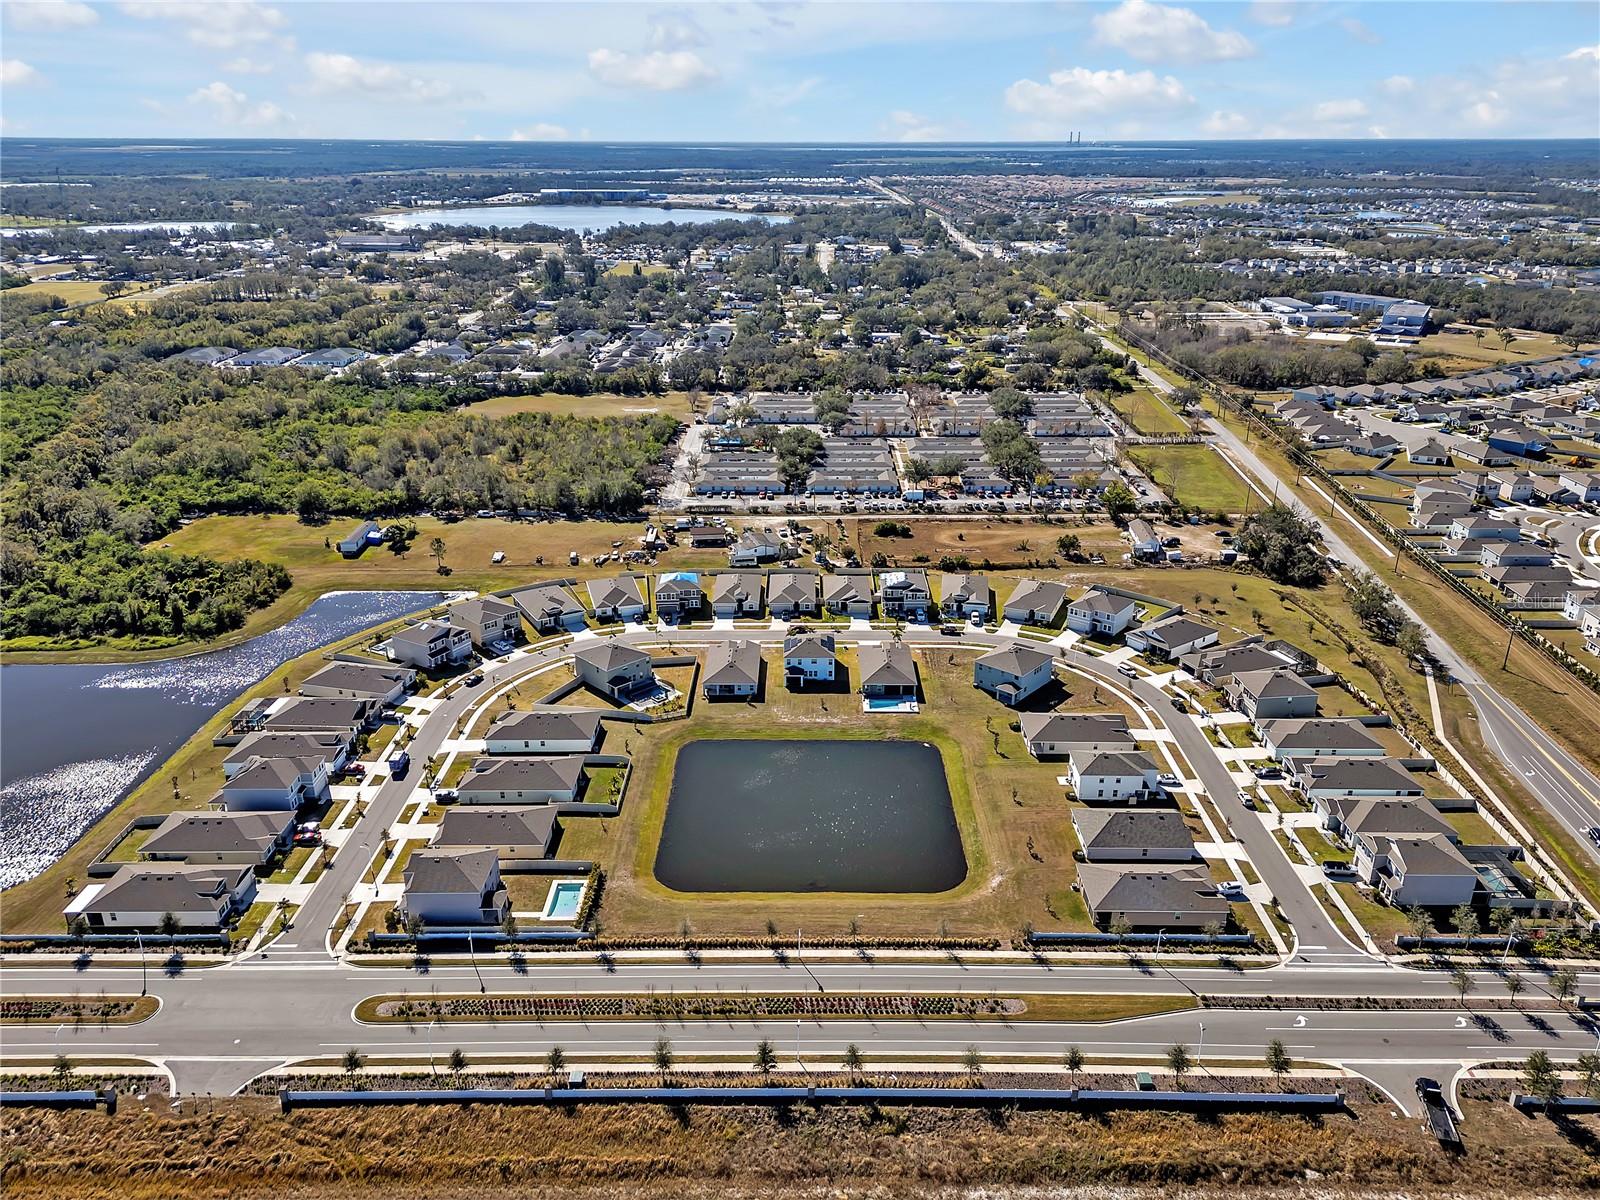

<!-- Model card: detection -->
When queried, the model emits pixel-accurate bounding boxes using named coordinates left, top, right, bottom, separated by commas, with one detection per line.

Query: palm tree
left=753, top=1038, right=777, bottom=1075
left=546, top=1046, right=567, bottom=1078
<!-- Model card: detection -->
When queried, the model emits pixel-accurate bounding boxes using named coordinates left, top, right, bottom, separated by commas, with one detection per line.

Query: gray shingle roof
left=703, top=639, right=762, bottom=688
left=486, top=706, right=603, bottom=745
left=434, top=807, right=557, bottom=853
left=975, top=643, right=1054, bottom=677
left=299, top=660, right=413, bottom=697
left=858, top=642, right=917, bottom=689
left=460, top=756, right=585, bottom=795
left=404, top=848, right=498, bottom=895
left=1072, top=810, right=1196, bottom=855
left=142, top=811, right=290, bottom=858
left=1260, top=718, right=1384, bottom=753
left=573, top=641, right=651, bottom=672
left=1019, top=712, right=1132, bottom=746
left=586, top=575, right=646, bottom=610
left=1077, top=864, right=1230, bottom=919
left=80, top=864, right=251, bottom=917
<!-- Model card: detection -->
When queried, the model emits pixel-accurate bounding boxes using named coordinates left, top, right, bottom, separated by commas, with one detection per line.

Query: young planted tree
left=1165, top=1043, right=1191, bottom=1086
left=653, top=1036, right=674, bottom=1078
left=1522, top=1049, right=1561, bottom=1106
left=1063, top=1045, right=1085, bottom=1085
left=962, top=1045, right=984, bottom=1080
left=842, top=1043, right=865, bottom=1078
left=1451, top=966, right=1476, bottom=1004
left=1551, top=968, right=1578, bottom=1006
left=342, top=1048, right=366, bottom=1077
left=448, top=1048, right=468, bottom=1077
left=429, top=536, right=448, bottom=573
left=1265, top=1038, right=1291, bottom=1089
left=546, top=1045, right=567, bottom=1078
left=753, top=1038, right=778, bottom=1075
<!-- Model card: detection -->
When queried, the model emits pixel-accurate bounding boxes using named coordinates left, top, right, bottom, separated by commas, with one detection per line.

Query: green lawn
left=1106, top=385, right=1190, bottom=435
left=1125, top=445, right=1253, bottom=513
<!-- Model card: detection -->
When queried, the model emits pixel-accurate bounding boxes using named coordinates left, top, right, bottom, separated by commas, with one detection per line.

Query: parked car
left=1157, top=772, right=1180, bottom=789
left=939, top=625, right=962, bottom=636
left=1217, top=881, right=1244, bottom=899
left=1322, top=860, right=1355, bottom=878
left=293, top=828, right=323, bottom=847
left=464, top=671, right=485, bottom=686
left=388, top=751, right=410, bottom=779
left=1237, top=790, right=1256, bottom=809
left=1254, top=765, right=1283, bottom=780
left=1117, top=663, right=1138, bottom=679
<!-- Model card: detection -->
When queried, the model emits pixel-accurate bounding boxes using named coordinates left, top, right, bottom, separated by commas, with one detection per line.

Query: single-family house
left=586, top=576, right=647, bottom=624
left=1487, top=471, right=1537, bottom=504
left=484, top=707, right=602, bottom=755
left=388, top=620, right=473, bottom=671
left=783, top=633, right=837, bottom=686
left=654, top=572, right=705, bottom=621
left=140, top=810, right=294, bottom=868
left=1293, top=757, right=1424, bottom=802
left=572, top=642, right=656, bottom=700
left=711, top=572, right=764, bottom=618
left=1180, top=637, right=1313, bottom=685
left=223, top=731, right=352, bottom=779
left=1409, top=440, right=1452, bottom=466
left=1069, top=747, right=1160, bottom=802
left=1124, top=614, right=1219, bottom=661
left=702, top=640, right=762, bottom=698
left=1363, top=833, right=1479, bottom=908
left=1224, top=668, right=1319, bottom=721
left=1065, top=587, right=1139, bottom=638
left=218, top=755, right=329, bottom=813
left=337, top=521, right=382, bottom=558
left=1448, top=515, right=1522, bottom=542
left=1077, top=864, right=1231, bottom=931
left=1019, top=712, right=1133, bottom=759
left=1072, top=810, right=1197, bottom=863
left=507, top=583, right=587, bottom=634
left=1480, top=541, right=1554, bottom=568
left=858, top=642, right=918, bottom=698
left=1126, top=519, right=1161, bottom=559
left=1259, top=718, right=1385, bottom=759
left=260, top=697, right=376, bottom=735
left=432, top=807, right=560, bottom=862
left=1002, top=578, right=1068, bottom=626
left=450, top=596, right=524, bottom=647
left=877, top=570, right=932, bottom=620
left=728, top=529, right=786, bottom=567
left=767, top=571, right=821, bottom=619
left=401, top=848, right=509, bottom=927
left=456, top=756, right=586, bottom=805
left=939, top=573, right=991, bottom=621
left=1559, top=470, right=1600, bottom=504
left=822, top=574, right=873, bottom=619
left=66, top=864, right=257, bottom=932
left=298, top=660, right=415, bottom=705
left=1322, top=796, right=1455, bottom=847
left=973, top=643, right=1055, bottom=706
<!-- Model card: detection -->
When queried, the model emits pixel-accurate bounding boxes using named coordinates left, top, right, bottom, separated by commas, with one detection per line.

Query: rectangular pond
left=653, top=739, right=966, bottom=893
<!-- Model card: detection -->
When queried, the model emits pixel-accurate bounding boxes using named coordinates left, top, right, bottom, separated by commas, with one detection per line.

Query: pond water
left=370, top=203, right=783, bottom=233
left=0, top=589, right=448, bottom=889
left=653, top=739, right=965, bottom=893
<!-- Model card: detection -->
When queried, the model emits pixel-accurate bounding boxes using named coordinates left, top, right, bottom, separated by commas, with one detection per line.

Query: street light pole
left=428, top=1019, right=436, bottom=1076
left=136, top=931, right=147, bottom=997
left=1197, top=1021, right=1206, bottom=1066
left=468, top=934, right=486, bottom=994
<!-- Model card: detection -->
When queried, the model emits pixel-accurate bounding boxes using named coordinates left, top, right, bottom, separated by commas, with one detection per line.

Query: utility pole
left=1501, top=629, right=1514, bottom=671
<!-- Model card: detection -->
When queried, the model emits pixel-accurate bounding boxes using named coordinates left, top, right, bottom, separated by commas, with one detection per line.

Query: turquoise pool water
left=544, top=880, right=585, bottom=920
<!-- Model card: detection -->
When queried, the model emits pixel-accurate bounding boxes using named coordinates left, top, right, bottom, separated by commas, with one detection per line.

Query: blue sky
left=2, top=1, right=1597, bottom=141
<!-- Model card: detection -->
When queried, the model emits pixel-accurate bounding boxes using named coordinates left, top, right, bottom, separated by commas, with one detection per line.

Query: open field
left=464, top=391, right=692, bottom=419
left=10, top=279, right=154, bottom=305
left=1125, top=445, right=1253, bottom=514
left=605, top=260, right=673, bottom=277
left=1414, top=328, right=1590, bottom=372
left=1106, top=384, right=1190, bottom=435
left=2, top=1088, right=1595, bottom=1199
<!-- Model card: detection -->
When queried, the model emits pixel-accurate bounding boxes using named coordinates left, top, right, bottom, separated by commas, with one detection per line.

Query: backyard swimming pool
left=541, top=879, right=586, bottom=921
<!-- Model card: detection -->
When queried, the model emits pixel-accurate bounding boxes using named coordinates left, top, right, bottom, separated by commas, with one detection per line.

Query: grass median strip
left=0, top=996, right=160, bottom=1025
left=356, top=993, right=1197, bottom=1025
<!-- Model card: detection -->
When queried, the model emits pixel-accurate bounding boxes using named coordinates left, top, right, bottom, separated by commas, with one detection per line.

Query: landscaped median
left=355, top=992, right=1198, bottom=1025
left=0, top=996, right=160, bottom=1025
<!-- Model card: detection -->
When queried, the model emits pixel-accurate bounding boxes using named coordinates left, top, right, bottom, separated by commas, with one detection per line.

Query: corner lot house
left=939, top=572, right=991, bottom=620
left=388, top=620, right=473, bottom=670
left=586, top=576, right=647, bottom=624
left=711, top=572, right=764, bottom=618
left=877, top=569, right=932, bottom=620
left=1072, top=809, right=1197, bottom=863
left=1069, top=747, right=1160, bottom=802
left=784, top=633, right=837, bottom=686
left=457, top=757, right=586, bottom=805
left=767, top=571, right=821, bottom=618
left=507, top=583, right=587, bottom=634
left=1020, top=712, right=1132, bottom=759
left=298, top=660, right=415, bottom=705
left=1065, top=587, right=1138, bottom=637
left=450, top=596, right=524, bottom=646
left=1124, top=614, right=1218, bottom=661
left=1259, top=718, right=1384, bottom=759
left=572, top=642, right=656, bottom=701
left=484, top=707, right=602, bottom=755
left=1225, top=668, right=1319, bottom=721
left=654, top=573, right=706, bottom=621
left=401, top=848, right=509, bottom=927
left=822, top=574, right=873, bottom=619
left=66, top=864, right=257, bottom=932
left=858, top=641, right=918, bottom=698
left=432, top=807, right=560, bottom=862
left=1077, top=864, right=1230, bottom=931
left=1363, top=833, right=1479, bottom=908
left=702, top=639, right=762, bottom=698
left=140, top=811, right=294, bottom=868
left=1003, top=578, right=1067, bottom=625
left=973, top=643, right=1054, bottom=706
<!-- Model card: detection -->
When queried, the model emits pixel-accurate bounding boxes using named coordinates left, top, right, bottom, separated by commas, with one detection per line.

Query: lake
left=0, top=220, right=246, bottom=238
left=370, top=203, right=784, bottom=233
left=0, top=589, right=448, bottom=889
left=653, top=739, right=966, bottom=893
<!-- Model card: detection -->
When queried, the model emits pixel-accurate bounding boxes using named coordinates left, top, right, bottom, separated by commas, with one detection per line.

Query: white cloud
left=1339, top=18, right=1381, bottom=46
left=224, top=57, right=275, bottom=76
left=587, top=47, right=717, bottom=91
left=1092, top=0, right=1254, bottom=64
left=884, top=109, right=953, bottom=142
left=120, top=2, right=291, bottom=50
left=1005, top=66, right=1193, bottom=123
left=6, top=0, right=98, bottom=31
left=1380, top=75, right=1415, bottom=96
left=303, top=52, right=458, bottom=102
left=1247, top=1, right=1298, bottom=27
left=510, top=123, right=572, bottom=141
left=187, top=80, right=290, bottom=127
left=1312, top=98, right=1369, bottom=122
left=751, top=76, right=823, bottom=108
left=1404, top=42, right=1600, bottom=134
left=1202, top=109, right=1251, bottom=135
left=1, top=59, right=44, bottom=87
left=646, top=9, right=708, bottom=50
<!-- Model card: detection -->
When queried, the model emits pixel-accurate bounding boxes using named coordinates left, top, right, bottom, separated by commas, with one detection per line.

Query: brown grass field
left=2, top=1089, right=1595, bottom=1199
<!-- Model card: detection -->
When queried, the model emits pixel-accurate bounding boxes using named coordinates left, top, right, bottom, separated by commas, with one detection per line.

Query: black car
left=1587, top=826, right=1600, bottom=847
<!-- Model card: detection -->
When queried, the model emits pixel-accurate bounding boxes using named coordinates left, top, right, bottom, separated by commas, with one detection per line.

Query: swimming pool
left=863, top=695, right=920, bottom=713
left=540, top=879, right=586, bottom=921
